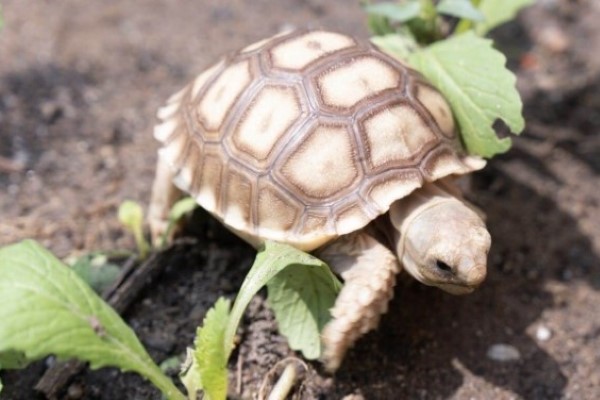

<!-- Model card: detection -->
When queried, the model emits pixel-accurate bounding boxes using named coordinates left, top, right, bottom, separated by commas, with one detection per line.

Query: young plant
left=161, top=197, right=198, bottom=246
left=0, top=240, right=338, bottom=400
left=0, top=240, right=185, bottom=399
left=181, top=242, right=340, bottom=399
left=68, top=252, right=122, bottom=293
left=366, top=0, right=533, bottom=157
left=118, top=200, right=151, bottom=258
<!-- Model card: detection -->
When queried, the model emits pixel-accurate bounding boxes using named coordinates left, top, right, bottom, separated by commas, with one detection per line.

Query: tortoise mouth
left=435, top=281, right=478, bottom=295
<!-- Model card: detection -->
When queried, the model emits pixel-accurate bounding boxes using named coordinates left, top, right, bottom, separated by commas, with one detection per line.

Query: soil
left=1, top=0, right=599, bottom=399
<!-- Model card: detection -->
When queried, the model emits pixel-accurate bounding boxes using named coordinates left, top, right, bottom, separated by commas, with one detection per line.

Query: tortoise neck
left=389, top=182, right=460, bottom=257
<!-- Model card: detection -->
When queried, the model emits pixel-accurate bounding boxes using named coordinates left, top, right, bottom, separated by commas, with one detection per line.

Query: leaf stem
left=141, top=363, right=186, bottom=400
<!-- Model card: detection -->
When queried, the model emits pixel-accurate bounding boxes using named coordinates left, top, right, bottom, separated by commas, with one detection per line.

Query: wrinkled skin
left=319, top=182, right=491, bottom=371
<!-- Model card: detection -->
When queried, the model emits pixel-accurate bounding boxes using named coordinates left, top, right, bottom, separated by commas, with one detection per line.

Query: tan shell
left=154, top=29, right=485, bottom=251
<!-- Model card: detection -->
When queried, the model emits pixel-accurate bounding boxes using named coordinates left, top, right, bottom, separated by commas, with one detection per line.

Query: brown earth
left=1, top=0, right=600, bottom=399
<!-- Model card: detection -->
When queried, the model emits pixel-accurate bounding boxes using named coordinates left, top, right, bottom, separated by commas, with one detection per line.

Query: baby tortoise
left=148, top=29, right=491, bottom=371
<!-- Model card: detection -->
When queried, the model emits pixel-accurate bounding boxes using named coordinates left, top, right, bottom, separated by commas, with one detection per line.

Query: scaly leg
left=148, top=154, right=184, bottom=246
left=316, top=230, right=400, bottom=372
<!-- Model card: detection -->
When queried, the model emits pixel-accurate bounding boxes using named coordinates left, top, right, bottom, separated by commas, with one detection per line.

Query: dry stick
left=258, top=357, right=308, bottom=400
left=267, top=363, right=297, bottom=400
left=236, top=352, right=244, bottom=395
left=35, top=239, right=196, bottom=398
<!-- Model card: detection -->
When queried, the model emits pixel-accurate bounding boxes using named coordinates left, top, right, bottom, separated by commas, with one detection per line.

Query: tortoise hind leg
left=148, top=153, right=184, bottom=246
left=316, top=230, right=400, bottom=372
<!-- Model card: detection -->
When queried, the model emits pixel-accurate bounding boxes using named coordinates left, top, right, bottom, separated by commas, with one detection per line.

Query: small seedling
left=162, top=196, right=198, bottom=246
left=118, top=200, right=150, bottom=259
left=68, top=253, right=122, bottom=293
left=181, top=242, right=340, bottom=399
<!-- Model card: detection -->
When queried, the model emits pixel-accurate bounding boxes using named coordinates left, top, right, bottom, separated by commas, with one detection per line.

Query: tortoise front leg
left=148, top=154, right=184, bottom=246
left=316, top=230, right=400, bottom=372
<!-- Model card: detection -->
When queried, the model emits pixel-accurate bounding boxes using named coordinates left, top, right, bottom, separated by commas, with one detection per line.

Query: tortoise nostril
left=436, top=260, right=454, bottom=273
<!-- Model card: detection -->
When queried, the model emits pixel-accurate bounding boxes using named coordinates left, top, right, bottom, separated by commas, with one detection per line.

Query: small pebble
left=536, top=325, right=552, bottom=341
left=341, top=394, right=365, bottom=400
left=188, top=303, right=206, bottom=321
left=144, top=331, right=176, bottom=352
left=538, top=25, right=570, bottom=53
left=486, top=343, right=521, bottom=362
left=66, top=383, right=84, bottom=399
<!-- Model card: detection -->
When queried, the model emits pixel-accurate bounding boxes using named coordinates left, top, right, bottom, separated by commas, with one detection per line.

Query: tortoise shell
left=154, top=29, right=484, bottom=251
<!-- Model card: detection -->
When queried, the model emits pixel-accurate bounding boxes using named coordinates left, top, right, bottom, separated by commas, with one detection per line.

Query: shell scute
left=155, top=29, right=483, bottom=250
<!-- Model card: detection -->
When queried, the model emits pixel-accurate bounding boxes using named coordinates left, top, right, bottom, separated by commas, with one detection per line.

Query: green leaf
left=364, top=1, right=421, bottom=23
left=267, top=263, right=341, bottom=359
left=437, top=0, right=484, bottom=21
left=408, top=31, right=524, bottom=157
left=179, top=348, right=200, bottom=399
left=70, top=254, right=121, bottom=294
left=223, top=242, right=329, bottom=359
left=0, top=240, right=185, bottom=400
left=168, top=197, right=198, bottom=222
left=187, top=298, right=230, bottom=400
left=367, top=12, right=395, bottom=36
left=182, top=242, right=329, bottom=398
left=161, top=197, right=198, bottom=246
left=0, top=350, right=28, bottom=369
left=181, top=299, right=231, bottom=400
left=371, top=32, right=419, bottom=61
left=475, top=0, right=534, bottom=35
left=118, top=200, right=150, bottom=258
left=159, top=355, right=182, bottom=374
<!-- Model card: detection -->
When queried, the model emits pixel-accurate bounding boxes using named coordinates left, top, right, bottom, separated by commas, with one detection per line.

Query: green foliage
left=466, top=0, right=535, bottom=35
left=0, top=350, right=27, bottom=369
left=365, top=0, right=530, bottom=158
left=69, top=253, right=121, bottom=293
left=223, top=242, right=330, bottom=358
left=162, top=197, right=198, bottom=246
left=267, top=263, right=342, bottom=359
left=118, top=200, right=150, bottom=258
left=0, top=240, right=185, bottom=400
left=477, top=0, right=535, bottom=34
left=159, top=355, right=182, bottom=374
left=371, top=32, right=418, bottom=60
left=437, top=0, right=484, bottom=21
left=182, top=241, right=333, bottom=400
left=181, top=298, right=230, bottom=400
left=408, top=32, right=524, bottom=156
left=364, top=1, right=421, bottom=23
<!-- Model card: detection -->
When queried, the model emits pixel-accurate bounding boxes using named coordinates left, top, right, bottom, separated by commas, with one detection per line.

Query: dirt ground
left=1, top=0, right=599, bottom=399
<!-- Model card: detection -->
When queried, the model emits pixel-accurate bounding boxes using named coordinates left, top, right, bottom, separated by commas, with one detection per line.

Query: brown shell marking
left=154, top=29, right=484, bottom=251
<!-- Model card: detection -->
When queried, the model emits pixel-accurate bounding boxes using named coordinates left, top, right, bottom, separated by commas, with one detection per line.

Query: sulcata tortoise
left=148, top=29, right=491, bottom=371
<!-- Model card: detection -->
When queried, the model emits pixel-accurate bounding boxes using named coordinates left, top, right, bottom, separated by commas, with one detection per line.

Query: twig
left=34, top=239, right=197, bottom=397
left=258, top=357, right=308, bottom=400
left=267, top=363, right=297, bottom=400
left=236, top=353, right=243, bottom=396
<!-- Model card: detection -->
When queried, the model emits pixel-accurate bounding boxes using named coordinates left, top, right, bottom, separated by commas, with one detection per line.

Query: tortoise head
left=390, top=189, right=491, bottom=295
